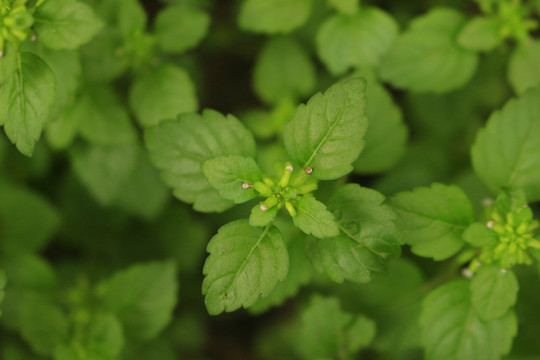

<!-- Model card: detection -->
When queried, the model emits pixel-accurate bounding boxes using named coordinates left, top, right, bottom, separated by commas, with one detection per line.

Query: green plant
left=1, top=0, right=540, bottom=359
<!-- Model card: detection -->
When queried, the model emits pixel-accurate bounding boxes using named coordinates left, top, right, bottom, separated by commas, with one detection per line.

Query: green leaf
left=113, top=150, right=170, bottom=220
left=391, top=183, right=474, bottom=260
left=508, top=40, right=540, bottom=95
left=328, top=0, right=360, bottom=15
left=202, top=155, right=263, bottom=204
left=130, top=64, right=198, bottom=127
left=145, top=109, right=256, bottom=212
left=238, top=0, right=312, bottom=34
left=116, top=0, right=147, bottom=37
left=103, top=261, right=178, bottom=341
left=293, top=196, right=339, bottom=238
left=316, top=7, right=398, bottom=75
left=249, top=234, right=311, bottom=313
left=34, top=0, right=103, bottom=50
left=0, top=180, right=60, bottom=253
left=470, top=265, right=519, bottom=321
left=45, top=105, right=79, bottom=150
left=0, top=52, right=55, bottom=156
left=471, top=88, right=540, bottom=201
left=380, top=8, right=478, bottom=93
left=77, top=85, right=137, bottom=145
left=202, top=220, right=288, bottom=315
left=18, top=301, right=68, bottom=356
left=1, top=253, right=56, bottom=291
left=85, top=313, right=124, bottom=358
left=0, top=45, right=17, bottom=84
left=0, top=269, right=5, bottom=316
left=284, top=78, right=368, bottom=180
left=298, top=295, right=375, bottom=359
left=254, top=37, right=316, bottom=105
left=353, top=71, right=407, bottom=173
left=457, top=16, right=501, bottom=52
left=70, top=143, right=138, bottom=205
left=249, top=202, right=278, bottom=227
left=306, top=184, right=401, bottom=283
left=421, top=280, right=517, bottom=360
left=154, top=4, right=210, bottom=54
left=463, top=222, right=498, bottom=248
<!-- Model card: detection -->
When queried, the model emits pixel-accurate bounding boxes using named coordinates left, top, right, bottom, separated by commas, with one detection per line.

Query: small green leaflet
left=472, top=88, right=540, bottom=202
left=470, top=265, right=519, bottom=321
left=391, top=183, right=474, bottom=260
left=202, top=155, right=263, bottom=204
left=293, top=196, right=339, bottom=238
left=298, top=295, right=375, bottom=359
left=463, top=222, right=498, bottom=248
left=1, top=252, right=57, bottom=291
left=284, top=78, right=368, bottom=180
left=306, top=184, right=401, bottom=283
left=380, top=7, right=478, bottom=93
left=353, top=71, right=407, bottom=173
left=130, top=64, right=198, bottom=127
left=34, top=0, right=104, bottom=50
left=0, top=52, right=55, bottom=156
left=103, top=261, right=178, bottom=341
left=254, top=37, right=316, bottom=105
left=508, top=40, right=540, bottom=95
left=238, top=0, right=312, bottom=34
left=250, top=203, right=278, bottom=227
left=420, top=280, right=517, bottom=360
left=145, top=109, right=256, bottom=212
left=457, top=16, right=501, bottom=52
left=316, top=7, right=398, bottom=75
left=202, top=220, right=288, bottom=315
left=154, top=4, right=210, bottom=54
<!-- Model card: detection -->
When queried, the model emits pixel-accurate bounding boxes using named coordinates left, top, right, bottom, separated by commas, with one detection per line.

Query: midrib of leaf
left=300, top=201, right=331, bottom=227
left=455, top=305, right=477, bottom=359
left=506, top=116, right=534, bottom=186
left=225, top=222, right=273, bottom=295
left=15, top=54, right=25, bottom=132
left=393, top=202, right=467, bottom=230
left=303, top=105, right=346, bottom=169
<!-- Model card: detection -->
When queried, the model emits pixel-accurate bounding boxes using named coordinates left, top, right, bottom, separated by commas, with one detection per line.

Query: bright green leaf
left=391, top=183, right=474, bottom=260
left=284, top=78, right=368, bottom=180
left=293, top=196, right=339, bottom=238
left=103, top=261, right=178, bottom=340
left=0, top=45, right=17, bottom=84
left=457, top=16, right=501, bottom=52
left=70, top=143, right=138, bottom=205
left=463, top=222, right=498, bottom=248
left=0, top=52, right=55, bottom=156
left=249, top=202, right=278, bottom=227
left=353, top=71, right=407, bottom=173
left=202, top=155, right=263, bottom=204
left=154, top=4, right=210, bottom=54
left=129, top=64, right=198, bottom=127
left=328, top=0, right=360, bottom=15
left=145, top=109, right=256, bottom=212
left=254, top=37, right=316, bottom=105
left=34, top=0, right=104, bottom=50
left=472, top=88, right=540, bottom=201
left=316, top=7, right=398, bottom=75
left=298, top=295, right=375, bottom=359
left=421, top=280, right=517, bottom=360
left=202, top=220, right=288, bottom=315
left=508, top=40, right=540, bottom=95
left=380, top=8, right=478, bottom=93
left=238, top=0, right=312, bottom=34
left=470, top=265, right=519, bottom=321
left=306, top=184, right=401, bottom=283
